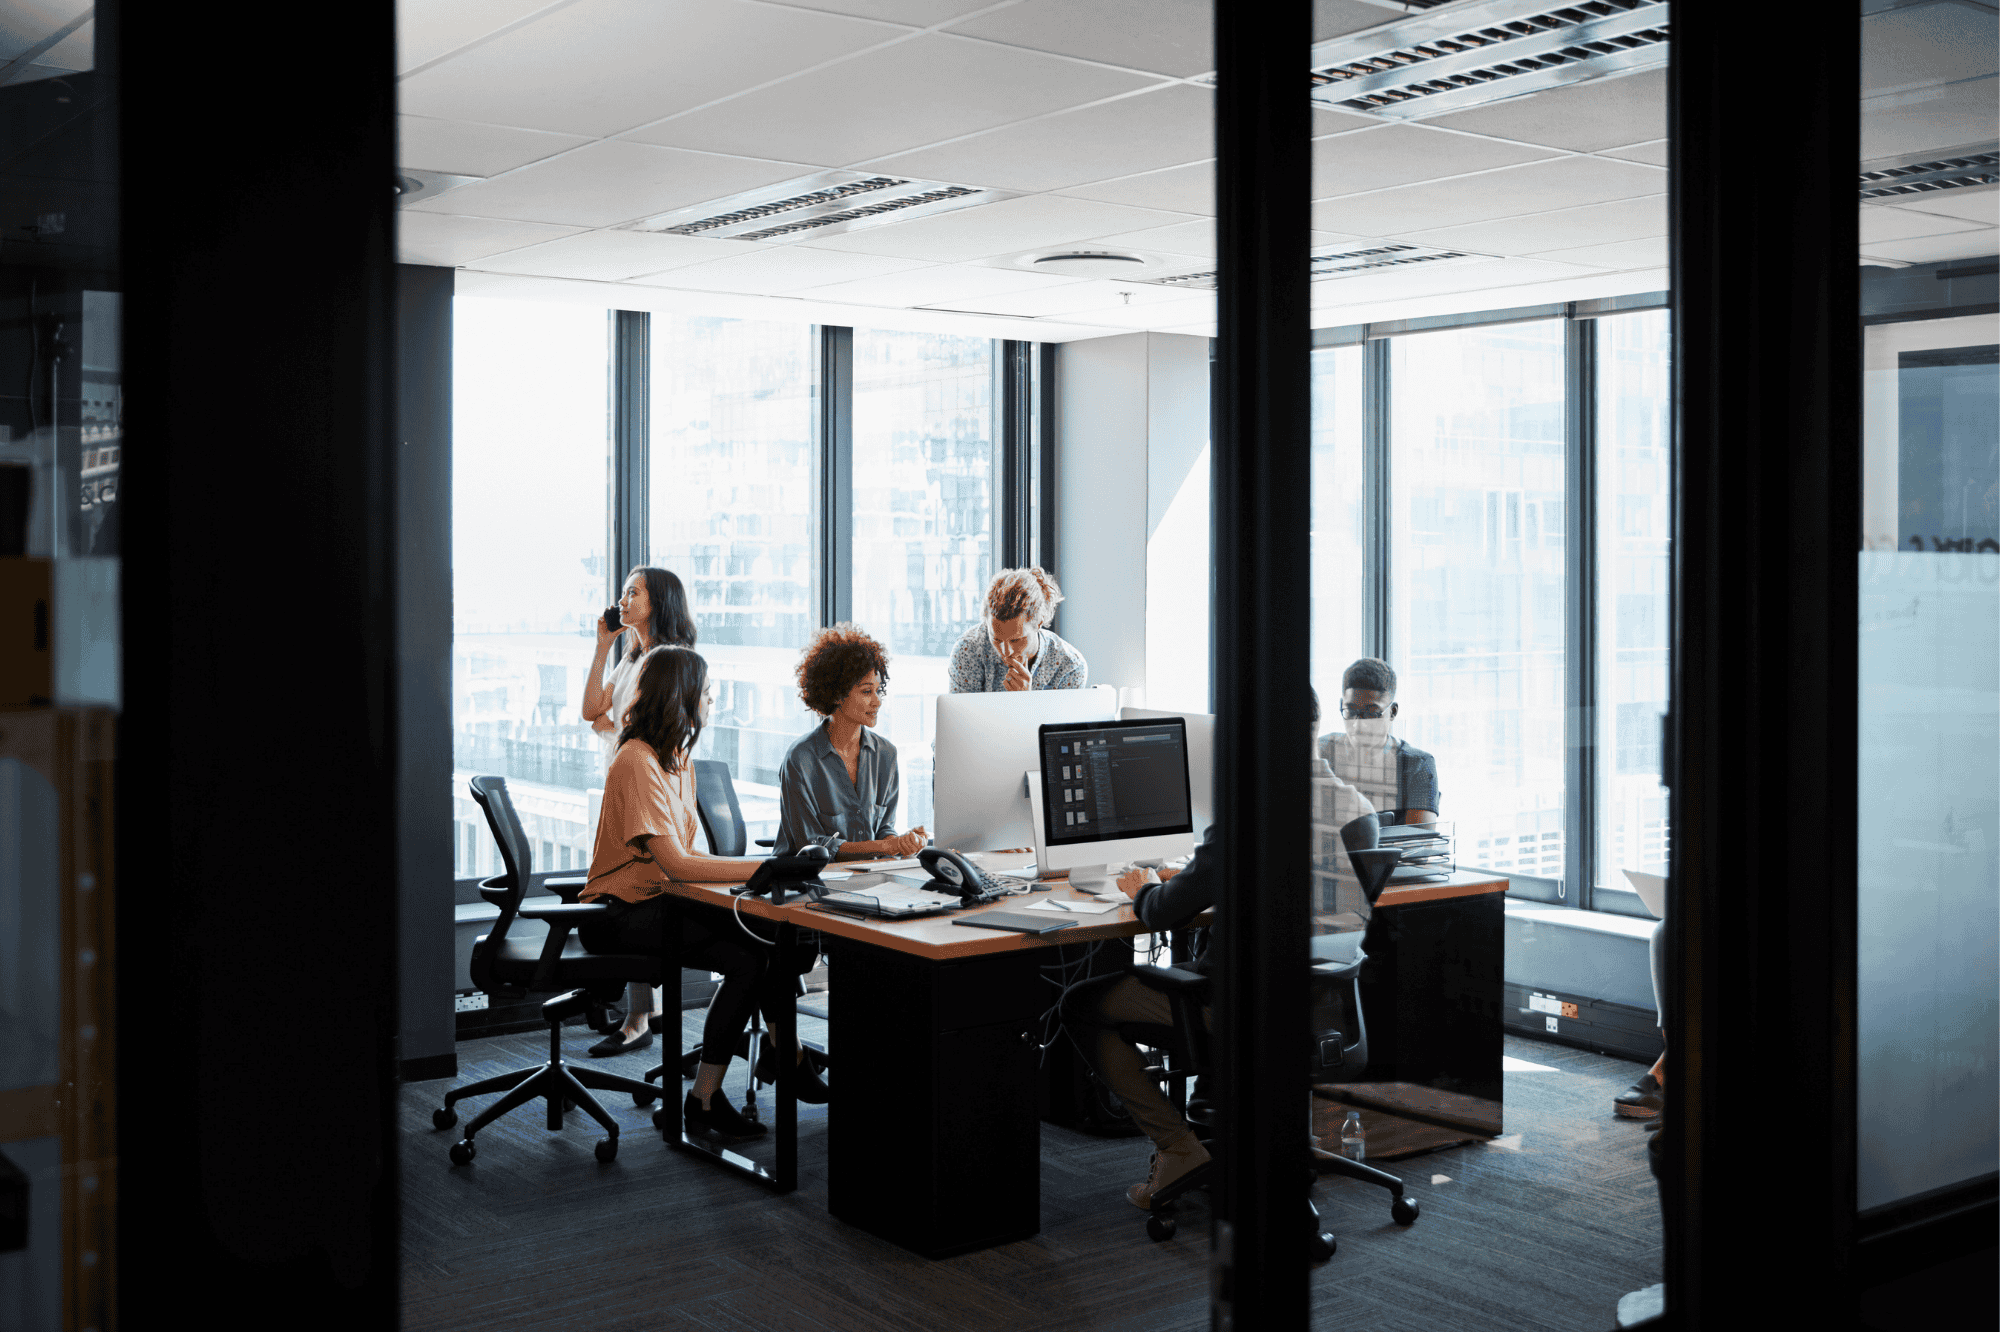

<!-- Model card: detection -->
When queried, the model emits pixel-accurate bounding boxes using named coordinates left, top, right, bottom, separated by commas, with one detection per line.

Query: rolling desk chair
left=1120, top=821, right=1420, bottom=1253
left=432, top=776, right=664, bottom=1165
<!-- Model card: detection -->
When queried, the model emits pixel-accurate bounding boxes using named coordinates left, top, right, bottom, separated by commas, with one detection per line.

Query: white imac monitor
left=932, top=686, right=1117, bottom=851
left=1029, top=716, right=1198, bottom=891
left=1121, top=706, right=1213, bottom=834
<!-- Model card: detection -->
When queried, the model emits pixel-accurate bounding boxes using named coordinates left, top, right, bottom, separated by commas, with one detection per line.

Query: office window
left=851, top=331, right=1000, bottom=831
left=1390, top=322, right=1567, bottom=868
left=650, top=314, right=820, bottom=843
left=1310, top=343, right=1367, bottom=706
left=1596, top=310, right=1672, bottom=882
left=450, top=299, right=611, bottom=877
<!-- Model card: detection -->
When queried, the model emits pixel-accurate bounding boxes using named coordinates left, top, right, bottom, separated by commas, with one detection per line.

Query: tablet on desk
left=953, top=909, right=1078, bottom=935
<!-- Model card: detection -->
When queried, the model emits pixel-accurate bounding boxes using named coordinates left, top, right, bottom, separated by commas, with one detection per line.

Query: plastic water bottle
left=1340, top=1110, right=1366, bottom=1162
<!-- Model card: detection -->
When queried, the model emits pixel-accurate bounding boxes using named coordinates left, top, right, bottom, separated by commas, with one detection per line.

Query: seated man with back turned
left=1061, top=691, right=1372, bottom=1211
left=1319, top=657, right=1439, bottom=823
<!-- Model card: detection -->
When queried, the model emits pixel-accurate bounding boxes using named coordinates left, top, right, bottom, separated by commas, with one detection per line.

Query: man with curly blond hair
left=774, top=623, right=929, bottom=859
left=947, top=566, right=1089, bottom=693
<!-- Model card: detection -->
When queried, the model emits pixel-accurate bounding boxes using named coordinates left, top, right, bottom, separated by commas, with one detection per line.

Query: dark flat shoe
left=754, top=1043, right=829, bottom=1103
left=685, top=1092, right=766, bottom=1141
left=1614, top=1072, right=1663, bottom=1118
left=587, top=1029, right=653, bottom=1058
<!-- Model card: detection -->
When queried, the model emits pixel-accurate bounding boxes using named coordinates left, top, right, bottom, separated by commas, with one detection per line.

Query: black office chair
left=431, top=776, right=663, bottom=1165
left=1120, top=818, right=1418, bottom=1253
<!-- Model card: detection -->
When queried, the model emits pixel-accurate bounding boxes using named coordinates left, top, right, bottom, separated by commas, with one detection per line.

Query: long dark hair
left=619, top=645, right=707, bottom=772
left=624, top=566, right=697, bottom=662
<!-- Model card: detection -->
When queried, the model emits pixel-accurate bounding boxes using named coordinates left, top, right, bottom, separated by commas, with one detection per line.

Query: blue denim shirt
left=774, top=723, right=901, bottom=857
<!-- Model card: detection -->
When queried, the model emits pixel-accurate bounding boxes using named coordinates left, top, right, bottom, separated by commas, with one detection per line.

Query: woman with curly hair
left=579, top=645, right=826, bottom=1133
left=774, top=624, right=928, bottom=859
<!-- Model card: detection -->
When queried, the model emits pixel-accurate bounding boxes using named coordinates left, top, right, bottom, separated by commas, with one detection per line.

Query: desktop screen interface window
left=1043, top=724, right=1193, bottom=845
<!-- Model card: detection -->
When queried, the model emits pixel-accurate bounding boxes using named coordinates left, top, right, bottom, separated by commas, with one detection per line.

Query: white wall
left=1055, top=332, right=1212, bottom=710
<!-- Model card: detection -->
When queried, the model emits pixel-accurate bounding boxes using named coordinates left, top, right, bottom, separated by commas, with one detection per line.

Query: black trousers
left=579, top=897, right=814, bottom=1063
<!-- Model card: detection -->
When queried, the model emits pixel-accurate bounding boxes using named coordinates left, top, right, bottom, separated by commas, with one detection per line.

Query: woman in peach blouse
left=580, top=644, right=824, bottom=1139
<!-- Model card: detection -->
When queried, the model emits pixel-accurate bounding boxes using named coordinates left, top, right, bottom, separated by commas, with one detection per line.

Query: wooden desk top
left=1375, top=869, right=1509, bottom=909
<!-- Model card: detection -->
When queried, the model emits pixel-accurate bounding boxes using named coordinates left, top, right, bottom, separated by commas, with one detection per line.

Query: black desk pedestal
left=825, top=941, right=1042, bottom=1257
left=1354, top=890, right=1504, bottom=1130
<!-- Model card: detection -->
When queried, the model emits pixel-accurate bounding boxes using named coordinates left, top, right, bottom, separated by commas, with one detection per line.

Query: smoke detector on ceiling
left=625, top=171, right=1018, bottom=245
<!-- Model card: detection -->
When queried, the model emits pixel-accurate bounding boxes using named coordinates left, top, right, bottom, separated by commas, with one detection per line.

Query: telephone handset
left=737, top=845, right=832, bottom=904
left=916, top=847, right=1007, bottom=902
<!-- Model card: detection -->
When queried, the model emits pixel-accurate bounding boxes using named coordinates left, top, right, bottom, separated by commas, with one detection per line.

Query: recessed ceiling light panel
left=1137, top=242, right=1497, bottom=291
left=1010, top=250, right=1163, bottom=280
left=395, top=169, right=483, bottom=207
left=624, top=171, right=1019, bottom=245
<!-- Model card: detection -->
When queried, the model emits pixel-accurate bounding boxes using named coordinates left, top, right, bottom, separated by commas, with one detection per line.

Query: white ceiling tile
left=946, top=0, right=1215, bottom=78
left=799, top=193, right=1197, bottom=262
left=1309, top=256, right=1595, bottom=307
left=797, top=264, right=1080, bottom=307
left=865, top=84, right=1213, bottom=193
left=1312, top=157, right=1665, bottom=236
left=397, top=116, right=592, bottom=177
left=401, top=141, right=811, bottom=227
left=399, top=0, right=897, bottom=137
left=628, top=246, right=931, bottom=293
left=1399, top=195, right=1665, bottom=255
left=1861, top=202, right=1989, bottom=243
left=1863, top=76, right=2000, bottom=163
left=1083, top=219, right=1367, bottom=257
left=1061, top=160, right=1214, bottom=215
left=1316, top=0, right=1399, bottom=41
left=777, top=0, right=990, bottom=22
left=396, top=0, right=554, bottom=74
left=921, top=278, right=1199, bottom=319
left=396, top=213, right=587, bottom=268
left=627, top=33, right=1159, bottom=168
left=1889, top=183, right=1999, bottom=226
left=470, top=229, right=760, bottom=280
left=1063, top=292, right=1215, bottom=329
left=1601, top=139, right=1668, bottom=167
left=1418, top=68, right=1667, bottom=154
left=1523, top=237, right=1668, bottom=270
left=1313, top=123, right=1559, bottom=200
left=1862, top=2, right=1997, bottom=98
left=1858, top=232, right=2000, bottom=265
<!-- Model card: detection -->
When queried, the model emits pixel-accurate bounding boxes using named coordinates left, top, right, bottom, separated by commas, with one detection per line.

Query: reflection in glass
left=852, top=330, right=1000, bottom=830
left=1596, top=310, right=1672, bottom=883
left=1390, top=323, right=1567, bottom=878
left=1310, top=344, right=1366, bottom=702
left=650, top=314, right=819, bottom=842
left=450, top=298, right=610, bottom=877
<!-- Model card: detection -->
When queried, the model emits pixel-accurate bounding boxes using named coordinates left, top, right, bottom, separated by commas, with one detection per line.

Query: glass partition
left=450, top=299, right=611, bottom=877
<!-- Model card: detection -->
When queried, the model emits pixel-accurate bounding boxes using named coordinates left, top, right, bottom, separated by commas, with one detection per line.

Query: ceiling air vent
left=1301, top=0, right=1668, bottom=121
left=625, top=171, right=1017, bottom=245
left=1858, top=147, right=2000, bottom=201
left=1139, top=242, right=1493, bottom=291
left=395, top=169, right=482, bottom=207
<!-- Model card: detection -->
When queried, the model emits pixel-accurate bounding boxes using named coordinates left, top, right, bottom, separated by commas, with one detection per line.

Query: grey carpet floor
left=400, top=1018, right=1661, bottom=1332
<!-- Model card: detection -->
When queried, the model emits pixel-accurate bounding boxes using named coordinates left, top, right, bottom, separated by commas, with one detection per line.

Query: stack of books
left=1381, top=820, right=1454, bottom=883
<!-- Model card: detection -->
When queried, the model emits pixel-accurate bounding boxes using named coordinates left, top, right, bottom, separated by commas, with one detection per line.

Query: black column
left=612, top=310, right=649, bottom=583
left=1563, top=316, right=1596, bottom=908
left=1669, top=10, right=1861, bottom=1324
left=117, top=0, right=400, bottom=1318
left=819, top=326, right=853, bottom=626
left=1211, top=2, right=1313, bottom=1326
left=398, top=264, right=457, bottom=1080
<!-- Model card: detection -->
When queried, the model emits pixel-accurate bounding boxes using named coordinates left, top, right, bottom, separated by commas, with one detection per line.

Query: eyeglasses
left=1340, top=703, right=1389, bottom=719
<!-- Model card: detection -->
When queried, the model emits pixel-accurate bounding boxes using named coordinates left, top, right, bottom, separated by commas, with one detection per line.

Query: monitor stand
left=1066, top=864, right=1115, bottom=892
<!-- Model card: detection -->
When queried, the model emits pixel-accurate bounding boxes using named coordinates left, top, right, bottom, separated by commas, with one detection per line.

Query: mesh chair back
left=468, top=776, right=535, bottom=988
left=692, top=758, right=747, bottom=857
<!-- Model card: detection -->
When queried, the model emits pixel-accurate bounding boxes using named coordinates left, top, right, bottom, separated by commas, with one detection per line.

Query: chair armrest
left=546, top=873, right=588, bottom=904
left=1129, top=964, right=1210, bottom=999
left=754, top=838, right=775, bottom=848
left=517, top=901, right=610, bottom=922
left=478, top=873, right=516, bottom=908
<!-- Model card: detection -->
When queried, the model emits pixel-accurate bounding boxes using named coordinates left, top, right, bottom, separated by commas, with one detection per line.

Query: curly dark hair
left=620, top=645, right=707, bottom=771
left=796, top=624, right=891, bottom=717
left=1341, top=657, right=1398, bottom=696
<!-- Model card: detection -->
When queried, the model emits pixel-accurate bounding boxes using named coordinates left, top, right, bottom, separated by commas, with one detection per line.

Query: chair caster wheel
left=740, top=1104, right=761, bottom=1124
left=633, top=1088, right=656, bottom=1107
left=595, top=1138, right=618, bottom=1163
left=1309, top=1232, right=1337, bottom=1262
left=562, top=1098, right=575, bottom=1114
left=652, top=1108, right=673, bottom=1134
left=1146, top=1213, right=1177, bottom=1242
left=432, top=1107, right=457, bottom=1131
left=449, top=1139, right=476, bottom=1166
left=1391, top=1196, right=1420, bottom=1225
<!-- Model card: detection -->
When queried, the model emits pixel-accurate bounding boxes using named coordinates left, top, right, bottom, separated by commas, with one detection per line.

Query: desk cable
left=730, top=890, right=777, bottom=946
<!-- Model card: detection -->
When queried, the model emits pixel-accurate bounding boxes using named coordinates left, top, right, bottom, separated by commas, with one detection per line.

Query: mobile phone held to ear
left=602, top=606, right=620, bottom=633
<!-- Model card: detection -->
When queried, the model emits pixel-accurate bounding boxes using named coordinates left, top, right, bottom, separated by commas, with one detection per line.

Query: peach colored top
left=582, top=740, right=754, bottom=903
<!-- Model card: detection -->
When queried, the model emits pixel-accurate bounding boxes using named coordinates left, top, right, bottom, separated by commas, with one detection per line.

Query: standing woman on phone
left=580, top=566, right=696, bottom=1054
left=584, top=567, right=697, bottom=761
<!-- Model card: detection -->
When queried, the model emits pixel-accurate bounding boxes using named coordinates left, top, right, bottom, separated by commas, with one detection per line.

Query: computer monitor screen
left=1038, top=717, right=1193, bottom=848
